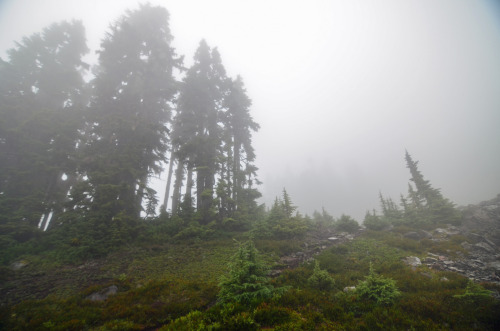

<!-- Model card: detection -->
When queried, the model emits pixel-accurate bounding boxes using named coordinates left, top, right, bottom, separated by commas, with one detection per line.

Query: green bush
left=454, top=280, right=493, bottom=303
left=218, top=240, right=288, bottom=306
left=356, top=263, right=401, bottom=306
left=363, top=213, right=390, bottom=231
left=308, top=260, right=335, bottom=291
left=335, top=214, right=359, bottom=233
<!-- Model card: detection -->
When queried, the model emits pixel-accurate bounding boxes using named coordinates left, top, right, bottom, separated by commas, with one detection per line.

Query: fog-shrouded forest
left=1, top=2, right=500, bottom=330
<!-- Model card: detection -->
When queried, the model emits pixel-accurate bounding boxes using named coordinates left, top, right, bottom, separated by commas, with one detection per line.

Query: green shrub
left=218, top=240, right=288, bottom=306
left=454, top=280, right=493, bottom=303
left=335, top=214, right=359, bottom=233
left=356, top=263, right=401, bottom=306
left=308, top=260, right=335, bottom=291
left=363, top=213, right=390, bottom=231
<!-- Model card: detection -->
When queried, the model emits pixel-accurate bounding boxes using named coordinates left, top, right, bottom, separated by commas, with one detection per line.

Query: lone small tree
left=356, top=263, right=401, bottom=306
left=308, top=260, right=335, bottom=291
left=218, top=240, right=287, bottom=305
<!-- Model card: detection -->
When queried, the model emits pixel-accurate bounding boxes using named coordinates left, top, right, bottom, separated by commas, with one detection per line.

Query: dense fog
left=1, top=0, right=499, bottom=220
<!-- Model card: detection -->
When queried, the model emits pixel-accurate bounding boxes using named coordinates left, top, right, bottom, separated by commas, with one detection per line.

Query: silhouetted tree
left=0, top=20, right=88, bottom=234
left=79, top=4, right=179, bottom=221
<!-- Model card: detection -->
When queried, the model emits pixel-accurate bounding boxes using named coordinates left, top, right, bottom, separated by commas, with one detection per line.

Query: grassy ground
left=1, top=229, right=499, bottom=330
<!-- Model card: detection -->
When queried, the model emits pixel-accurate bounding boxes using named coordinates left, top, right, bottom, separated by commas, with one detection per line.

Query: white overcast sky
left=1, top=0, right=500, bottom=220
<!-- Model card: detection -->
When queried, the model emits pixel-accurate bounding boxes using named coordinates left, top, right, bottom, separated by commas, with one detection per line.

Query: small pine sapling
left=308, top=260, right=335, bottom=291
left=218, top=240, right=288, bottom=305
left=356, top=263, right=401, bottom=306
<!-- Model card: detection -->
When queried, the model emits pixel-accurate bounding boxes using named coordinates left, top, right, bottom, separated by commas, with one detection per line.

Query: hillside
left=1, top=195, right=499, bottom=330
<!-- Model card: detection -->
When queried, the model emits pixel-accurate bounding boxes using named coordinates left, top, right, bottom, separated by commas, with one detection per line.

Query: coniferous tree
left=79, top=4, right=179, bottom=221
left=404, top=151, right=461, bottom=225
left=218, top=240, right=287, bottom=305
left=221, top=76, right=260, bottom=214
left=0, top=21, right=88, bottom=234
left=171, top=40, right=227, bottom=223
left=281, top=188, right=296, bottom=219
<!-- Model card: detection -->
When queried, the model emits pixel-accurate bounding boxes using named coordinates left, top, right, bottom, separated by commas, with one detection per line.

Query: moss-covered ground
left=1, top=229, right=499, bottom=330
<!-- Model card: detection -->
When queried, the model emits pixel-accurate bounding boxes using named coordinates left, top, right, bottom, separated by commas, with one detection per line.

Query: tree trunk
left=185, top=163, right=193, bottom=203
left=171, top=159, right=184, bottom=215
left=232, top=140, right=241, bottom=207
left=163, top=149, right=176, bottom=212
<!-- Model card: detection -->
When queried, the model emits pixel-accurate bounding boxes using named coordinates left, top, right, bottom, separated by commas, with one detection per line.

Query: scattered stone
left=343, top=286, right=356, bottom=292
left=419, top=230, right=433, bottom=239
left=461, top=242, right=472, bottom=250
left=424, top=257, right=437, bottom=263
left=468, top=233, right=484, bottom=242
left=328, top=237, right=339, bottom=242
left=475, top=242, right=495, bottom=254
left=85, top=285, right=118, bottom=301
left=487, top=261, right=500, bottom=271
left=403, top=256, right=422, bottom=267
left=10, top=260, right=28, bottom=271
left=440, top=277, right=449, bottom=282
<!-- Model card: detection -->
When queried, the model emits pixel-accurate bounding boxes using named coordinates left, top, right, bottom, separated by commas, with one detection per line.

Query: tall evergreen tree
left=404, top=151, right=461, bottom=225
left=222, top=76, right=260, bottom=212
left=171, top=40, right=227, bottom=223
left=79, top=4, right=179, bottom=221
left=0, top=21, right=88, bottom=233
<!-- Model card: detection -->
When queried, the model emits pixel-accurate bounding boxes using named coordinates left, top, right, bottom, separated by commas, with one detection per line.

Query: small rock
left=461, top=242, right=472, bottom=250
left=403, top=256, right=422, bottom=267
left=10, top=260, right=28, bottom=270
left=86, top=285, right=118, bottom=301
left=475, top=242, right=495, bottom=254
left=487, top=261, right=500, bottom=271
left=328, top=237, right=339, bottom=242
left=343, top=286, right=356, bottom=293
left=419, top=230, right=433, bottom=239
left=440, top=277, right=449, bottom=282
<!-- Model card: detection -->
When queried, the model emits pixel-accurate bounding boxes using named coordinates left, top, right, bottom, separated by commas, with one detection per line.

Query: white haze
left=1, top=0, right=499, bottom=220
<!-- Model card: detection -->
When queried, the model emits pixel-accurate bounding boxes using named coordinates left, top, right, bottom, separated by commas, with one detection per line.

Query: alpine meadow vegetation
left=0, top=4, right=499, bottom=331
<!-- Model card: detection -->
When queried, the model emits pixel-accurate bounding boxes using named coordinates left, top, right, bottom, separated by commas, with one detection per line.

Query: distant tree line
left=0, top=4, right=260, bottom=246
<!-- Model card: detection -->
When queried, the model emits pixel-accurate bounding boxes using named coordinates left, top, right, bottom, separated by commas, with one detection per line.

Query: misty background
left=1, top=0, right=499, bottom=220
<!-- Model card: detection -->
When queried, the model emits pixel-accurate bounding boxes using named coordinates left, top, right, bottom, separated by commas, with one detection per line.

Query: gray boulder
left=403, top=256, right=422, bottom=267
left=86, top=285, right=118, bottom=301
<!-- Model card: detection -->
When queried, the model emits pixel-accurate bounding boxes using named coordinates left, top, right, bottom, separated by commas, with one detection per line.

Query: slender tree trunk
left=196, top=166, right=204, bottom=211
left=185, top=163, right=193, bottom=203
left=171, top=159, right=184, bottom=215
left=232, top=140, right=241, bottom=207
left=163, top=149, right=176, bottom=212
left=134, top=175, right=147, bottom=219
